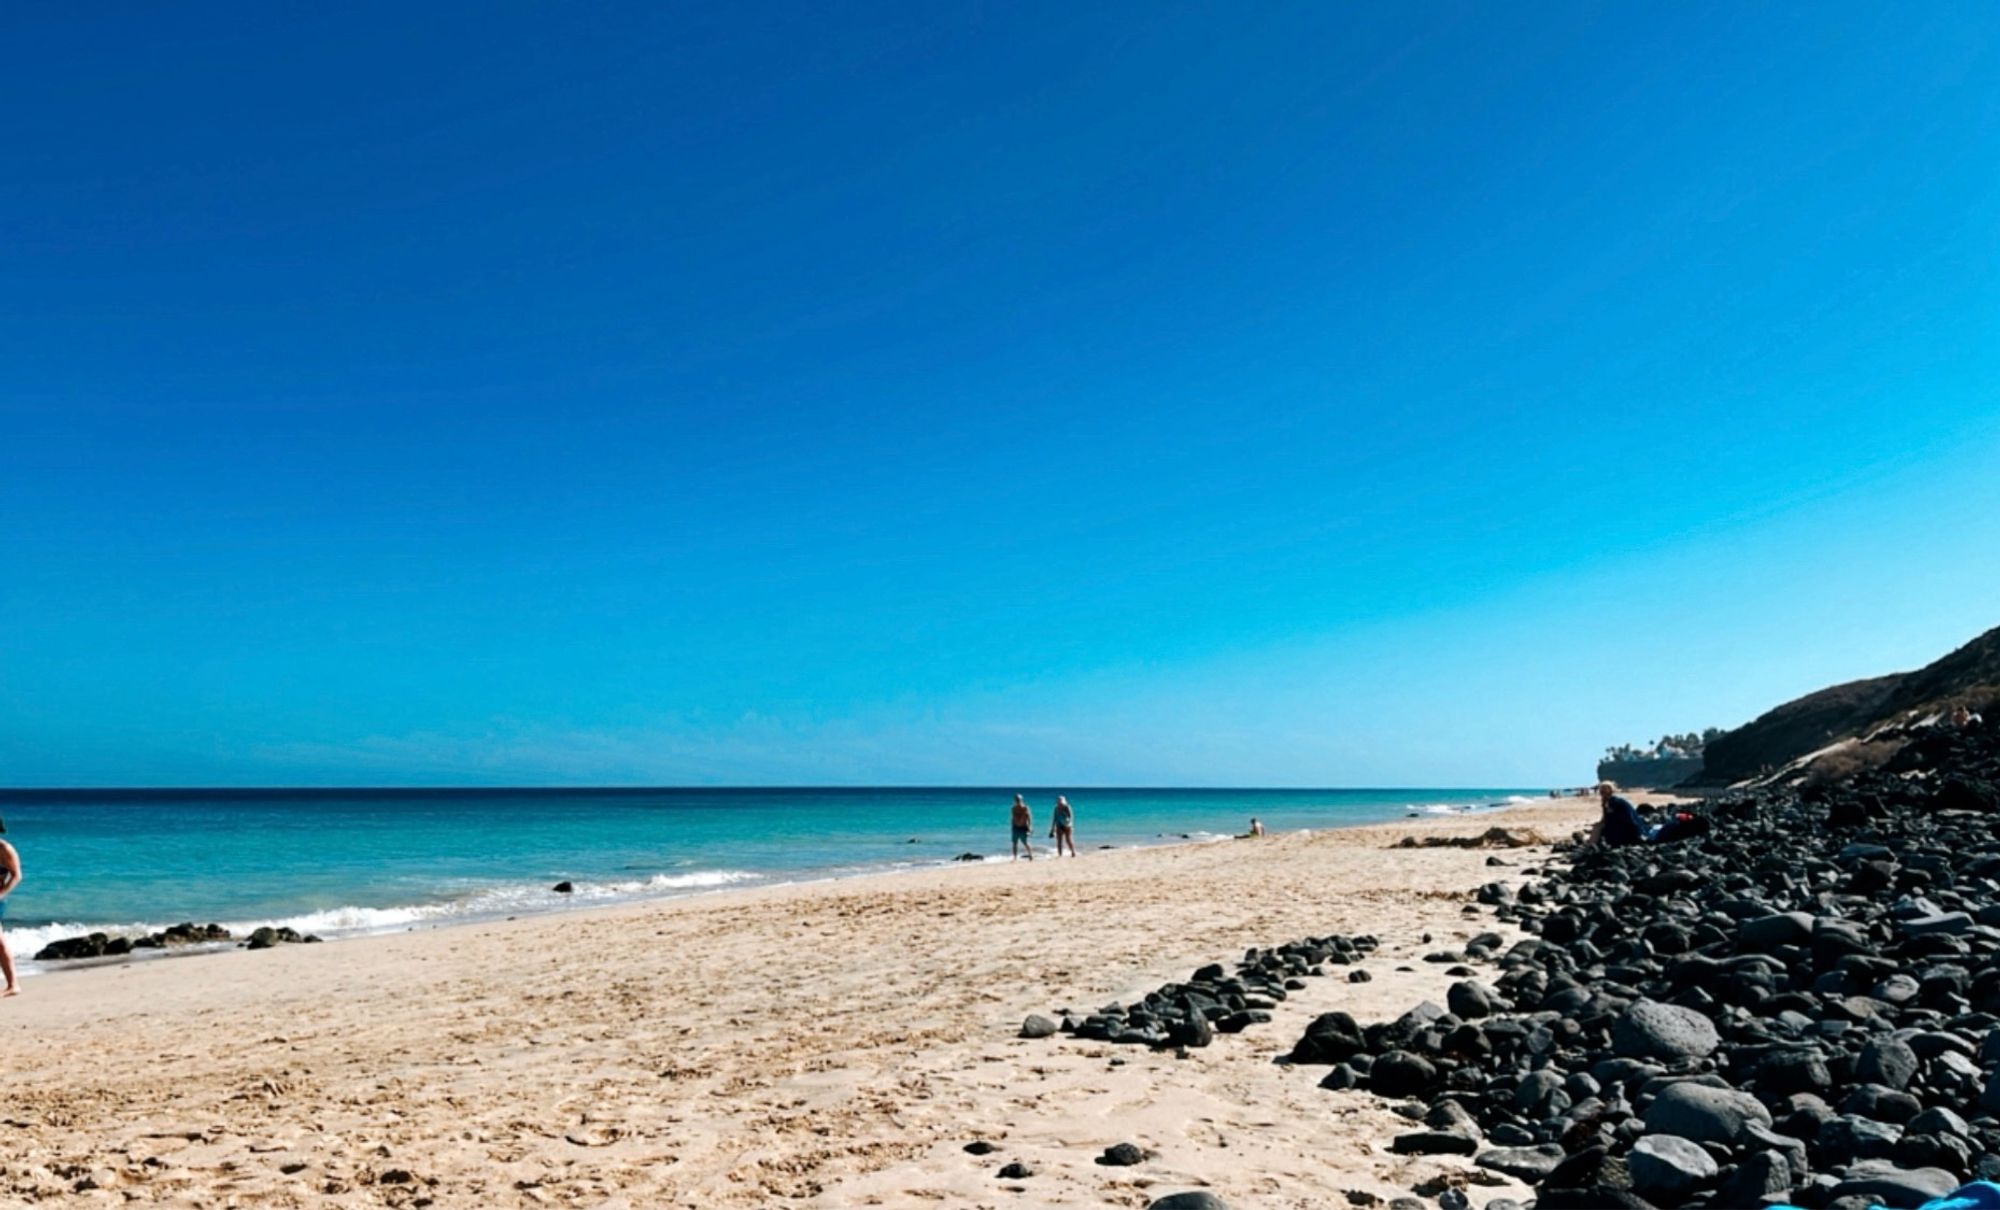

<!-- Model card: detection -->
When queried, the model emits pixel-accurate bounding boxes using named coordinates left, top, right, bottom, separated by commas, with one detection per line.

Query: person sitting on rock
left=1587, top=781, right=1652, bottom=847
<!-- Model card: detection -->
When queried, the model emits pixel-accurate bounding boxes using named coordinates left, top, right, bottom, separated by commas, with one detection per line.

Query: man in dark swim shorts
left=1010, top=795, right=1035, bottom=861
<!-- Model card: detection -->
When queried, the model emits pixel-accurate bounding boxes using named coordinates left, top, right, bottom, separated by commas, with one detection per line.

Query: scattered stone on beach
left=1047, top=933, right=1378, bottom=1052
left=995, top=1161, right=1034, bottom=1179
left=551, top=881, right=574, bottom=893
left=1098, top=1142, right=1146, bottom=1166
left=1019, top=1014, right=1058, bottom=1039
left=962, top=1140, right=997, bottom=1155
left=1145, top=1194, right=1229, bottom=1210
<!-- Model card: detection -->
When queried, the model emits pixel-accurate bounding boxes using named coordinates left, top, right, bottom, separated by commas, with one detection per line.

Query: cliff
left=1693, top=623, right=2000, bottom=786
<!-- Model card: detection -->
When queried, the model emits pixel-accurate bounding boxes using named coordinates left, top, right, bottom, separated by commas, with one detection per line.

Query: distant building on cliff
left=1596, top=728, right=1720, bottom=788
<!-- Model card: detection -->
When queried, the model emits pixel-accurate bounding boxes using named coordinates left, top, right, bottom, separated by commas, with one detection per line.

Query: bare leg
left=1, top=932, right=17, bottom=996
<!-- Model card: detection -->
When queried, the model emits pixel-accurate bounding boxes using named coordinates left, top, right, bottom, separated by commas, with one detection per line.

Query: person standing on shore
left=1049, top=796, right=1076, bottom=857
left=0, top=817, right=21, bottom=998
left=1009, top=795, right=1035, bottom=861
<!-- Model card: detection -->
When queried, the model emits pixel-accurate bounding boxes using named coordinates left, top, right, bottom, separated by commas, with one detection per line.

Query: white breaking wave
left=9, top=869, right=762, bottom=974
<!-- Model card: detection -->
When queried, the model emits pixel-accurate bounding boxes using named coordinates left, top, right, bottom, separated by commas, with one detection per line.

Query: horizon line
left=0, top=782, right=1566, bottom=796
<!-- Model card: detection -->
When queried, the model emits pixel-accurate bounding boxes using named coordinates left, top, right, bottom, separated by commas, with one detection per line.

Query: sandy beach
left=1, top=799, right=1616, bottom=1208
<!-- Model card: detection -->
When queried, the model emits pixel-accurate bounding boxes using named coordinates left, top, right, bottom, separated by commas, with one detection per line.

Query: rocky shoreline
left=33, top=921, right=322, bottom=961
left=1026, top=718, right=2000, bottom=1209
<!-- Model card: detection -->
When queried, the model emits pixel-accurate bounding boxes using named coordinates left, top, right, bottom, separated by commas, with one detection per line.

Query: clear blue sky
left=3, top=3, right=1997, bottom=787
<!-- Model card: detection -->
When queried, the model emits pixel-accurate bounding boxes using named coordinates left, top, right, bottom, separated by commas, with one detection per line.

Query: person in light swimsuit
left=1049, top=796, right=1076, bottom=857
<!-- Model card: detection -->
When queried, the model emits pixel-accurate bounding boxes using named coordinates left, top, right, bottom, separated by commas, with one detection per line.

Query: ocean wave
left=9, top=868, right=762, bottom=974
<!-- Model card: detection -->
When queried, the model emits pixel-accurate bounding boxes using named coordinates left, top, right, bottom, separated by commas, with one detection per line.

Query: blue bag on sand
left=1766, top=1180, right=2000, bottom=1210
left=1914, top=1182, right=2000, bottom=1210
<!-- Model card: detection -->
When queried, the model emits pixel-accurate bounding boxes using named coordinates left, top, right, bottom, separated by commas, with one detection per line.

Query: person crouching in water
left=1010, top=794, right=1035, bottom=861
left=1049, top=795, right=1076, bottom=857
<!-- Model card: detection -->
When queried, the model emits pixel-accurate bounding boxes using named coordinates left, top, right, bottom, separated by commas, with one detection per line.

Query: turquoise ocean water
left=0, top=786, right=1539, bottom=972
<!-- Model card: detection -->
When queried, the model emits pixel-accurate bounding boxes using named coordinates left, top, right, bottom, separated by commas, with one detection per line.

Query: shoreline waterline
left=2, top=786, right=1553, bottom=978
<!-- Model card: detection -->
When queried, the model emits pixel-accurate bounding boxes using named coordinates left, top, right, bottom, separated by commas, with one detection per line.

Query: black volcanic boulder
left=1832, top=1162, right=1958, bottom=1207
left=33, top=932, right=114, bottom=961
left=1611, top=999, right=1719, bottom=1061
left=1627, top=1134, right=1717, bottom=1201
left=1368, top=1050, right=1438, bottom=1098
left=1098, top=1142, right=1146, bottom=1166
left=1392, top=1128, right=1478, bottom=1156
left=1739, top=910, right=1815, bottom=950
left=1756, top=1048, right=1833, bottom=1095
left=1856, top=1036, right=1920, bottom=1091
left=1640, top=1083, right=1772, bottom=1146
left=1447, top=979, right=1497, bottom=1019
left=1291, top=1011, right=1366, bottom=1064
left=1475, top=1145, right=1566, bottom=1182
left=1717, top=1150, right=1794, bottom=1206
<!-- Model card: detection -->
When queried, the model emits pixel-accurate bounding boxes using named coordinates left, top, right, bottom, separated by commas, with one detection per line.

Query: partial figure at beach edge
left=0, top=816, right=21, bottom=998
left=1009, top=794, right=1035, bottom=861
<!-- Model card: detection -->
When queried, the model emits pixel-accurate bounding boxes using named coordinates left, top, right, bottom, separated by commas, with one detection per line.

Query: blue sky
left=3, top=3, right=1997, bottom=787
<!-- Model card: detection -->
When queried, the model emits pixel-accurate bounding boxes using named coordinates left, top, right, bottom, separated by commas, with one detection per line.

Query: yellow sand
left=1, top=798, right=1616, bottom=1208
